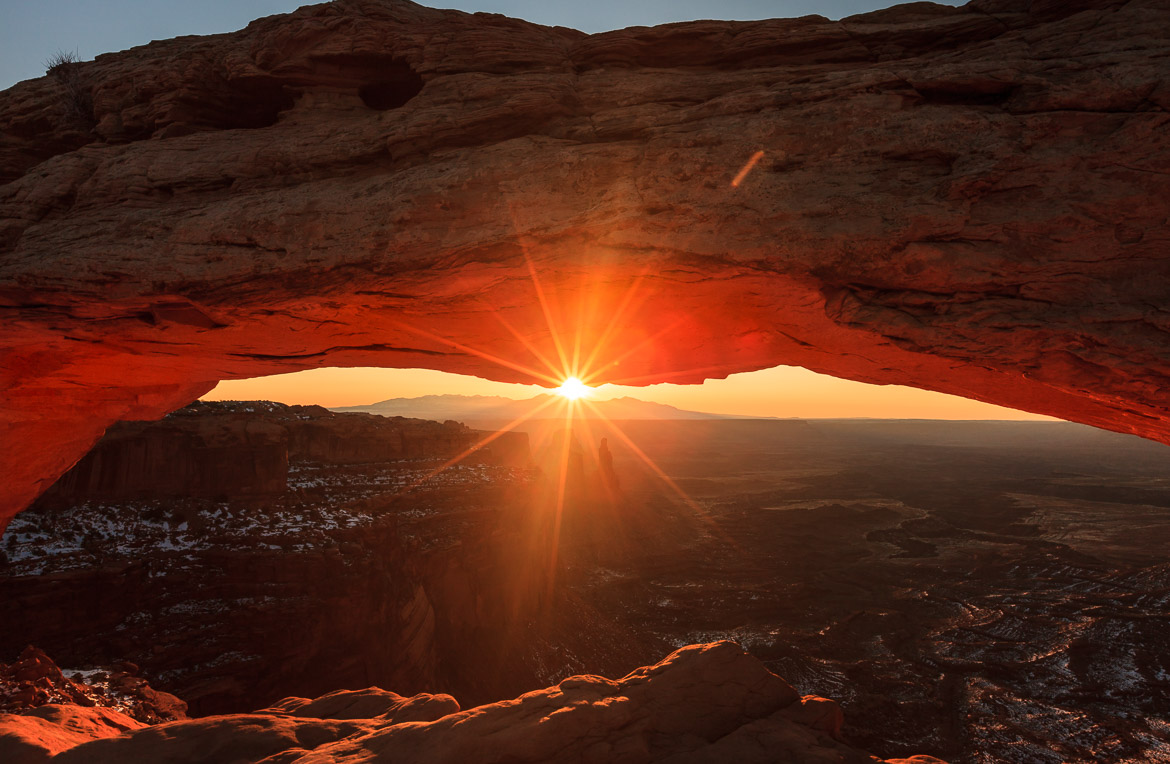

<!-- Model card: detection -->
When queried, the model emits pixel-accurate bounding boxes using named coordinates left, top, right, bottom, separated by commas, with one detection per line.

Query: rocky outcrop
left=0, top=642, right=946, bottom=763
left=0, top=646, right=186, bottom=724
left=37, top=401, right=529, bottom=504
left=1, top=2, right=1169, bottom=522
left=40, top=407, right=289, bottom=502
left=0, top=405, right=628, bottom=716
left=281, top=406, right=529, bottom=466
left=598, top=437, right=619, bottom=495
left=1, top=513, right=437, bottom=716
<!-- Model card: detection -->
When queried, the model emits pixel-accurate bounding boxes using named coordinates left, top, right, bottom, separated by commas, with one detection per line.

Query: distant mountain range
left=332, top=394, right=743, bottom=425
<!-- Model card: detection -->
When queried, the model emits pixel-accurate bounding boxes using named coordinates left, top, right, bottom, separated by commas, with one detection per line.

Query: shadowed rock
left=36, top=401, right=528, bottom=504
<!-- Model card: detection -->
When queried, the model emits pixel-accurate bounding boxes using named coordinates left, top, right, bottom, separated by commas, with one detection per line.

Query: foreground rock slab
left=0, top=642, right=945, bottom=763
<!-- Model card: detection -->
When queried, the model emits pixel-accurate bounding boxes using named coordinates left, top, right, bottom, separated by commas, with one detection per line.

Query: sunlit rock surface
left=0, top=641, right=946, bottom=764
left=2, top=0, right=1169, bottom=521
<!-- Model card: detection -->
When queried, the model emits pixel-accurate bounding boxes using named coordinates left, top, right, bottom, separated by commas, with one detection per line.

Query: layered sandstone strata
left=37, top=401, right=528, bottom=503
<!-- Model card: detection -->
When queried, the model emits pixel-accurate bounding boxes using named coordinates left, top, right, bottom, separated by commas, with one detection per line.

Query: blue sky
left=0, top=0, right=962, bottom=89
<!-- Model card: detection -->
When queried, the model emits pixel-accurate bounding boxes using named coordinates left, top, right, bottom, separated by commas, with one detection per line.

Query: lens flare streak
left=392, top=319, right=562, bottom=387
left=391, top=393, right=561, bottom=497
left=731, top=150, right=765, bottom=188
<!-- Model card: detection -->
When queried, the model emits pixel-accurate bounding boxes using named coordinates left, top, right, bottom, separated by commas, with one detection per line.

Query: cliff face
left=2, top=0, right=1169, bottom=524
left=0, top=641, right=945, bottom=764
left=0, top=495, right=653, bottom=717
left=41, top=415, right=290, bottom=502
left=0, top=401, right=645, bottom=716
left=38, top=401, right=529, bottom=504
left=0, top=516, right=438, bottom=715
left=283, top=408, right=528, bottom=465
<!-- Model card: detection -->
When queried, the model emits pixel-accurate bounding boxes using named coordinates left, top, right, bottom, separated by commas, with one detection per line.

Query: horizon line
left=197, top=398, right=1069, bottom=424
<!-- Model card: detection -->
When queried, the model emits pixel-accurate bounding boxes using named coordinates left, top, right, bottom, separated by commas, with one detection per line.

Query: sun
left=554, top=377, right=592, bottom=400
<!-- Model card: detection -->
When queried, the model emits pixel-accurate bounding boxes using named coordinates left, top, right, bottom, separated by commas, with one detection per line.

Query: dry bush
left=44, top=50, right=95, bottom=130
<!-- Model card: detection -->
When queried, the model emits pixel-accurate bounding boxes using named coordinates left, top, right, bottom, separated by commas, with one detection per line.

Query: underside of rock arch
left=2, top=0, right=1170, bottom=526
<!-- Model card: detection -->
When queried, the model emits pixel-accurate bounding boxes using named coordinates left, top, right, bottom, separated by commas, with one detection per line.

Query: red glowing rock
left=2, top=0, right=1169, bottom=525
left=0, top=642, right=944, bottom=763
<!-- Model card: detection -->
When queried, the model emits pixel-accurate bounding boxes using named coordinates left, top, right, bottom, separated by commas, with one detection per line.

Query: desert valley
left=4, top=398, right=1170, bottom=762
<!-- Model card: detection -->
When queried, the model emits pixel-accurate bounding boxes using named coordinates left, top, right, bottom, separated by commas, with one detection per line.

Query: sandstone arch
left=2, top=0, right=1169, bottom=525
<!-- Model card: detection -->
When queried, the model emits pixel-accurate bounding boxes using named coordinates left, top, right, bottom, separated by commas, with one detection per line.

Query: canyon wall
left=38, top=401, right=529, bottom=504
left=1, top=469, right=648, bottom=717
left=0, top=513, right=439, bottom=715
left=2, top=0, right=1169, bottom=522
left=1, top=402, right=650, bottom=716
left=41, top=413, right=290, bottom=502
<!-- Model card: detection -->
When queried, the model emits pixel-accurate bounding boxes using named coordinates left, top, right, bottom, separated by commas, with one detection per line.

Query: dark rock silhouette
left=598, top=437, right=620, bottom=496
left=39, top=401, right=529, bottom=505
left=41, top=412, right=290, bottom=502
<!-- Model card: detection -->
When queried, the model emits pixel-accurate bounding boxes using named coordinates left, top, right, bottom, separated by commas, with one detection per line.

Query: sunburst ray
left=581, top=399, right=742, bottom=551
left=391, top=394, right=561, bottom=497
left=477, top=299, right=565, bottom=383
left=391, top=318, right=562, bottom=387
left=522, top=250, right=573, bottom=377
left=590, top=364, right=733, bottom=388
left=579, top=266, right=655, bottom=382
left=580, top=317, right=687, bottom=387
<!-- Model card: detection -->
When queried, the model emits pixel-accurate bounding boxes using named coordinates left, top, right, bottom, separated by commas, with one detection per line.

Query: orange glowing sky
left=202, top=365, right=1056, bottom=420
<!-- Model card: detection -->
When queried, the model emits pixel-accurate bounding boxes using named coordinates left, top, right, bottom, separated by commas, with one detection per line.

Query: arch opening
left=5, top=363, right=1170, bottom=761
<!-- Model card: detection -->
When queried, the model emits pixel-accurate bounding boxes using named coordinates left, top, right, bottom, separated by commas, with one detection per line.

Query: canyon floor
left=561, top=419, right=1170, bottom=763
left=3, top=410, right=1170, bottom=762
